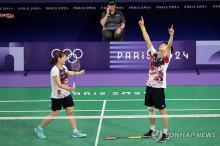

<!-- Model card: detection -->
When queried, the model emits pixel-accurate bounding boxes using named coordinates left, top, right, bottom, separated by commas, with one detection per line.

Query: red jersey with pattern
left=147, top=46, right=172, bottom=88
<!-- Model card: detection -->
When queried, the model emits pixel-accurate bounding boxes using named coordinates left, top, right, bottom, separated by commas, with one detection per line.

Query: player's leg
left=40, top=110, right=60, bottom=127
left=64, top=95, right=87, bottom=138
left=158, top=108, right=169, bottom=142
left=144, top=86, right=159, bottom=138
left=34, top=98, right=61, bottom=138
left=66, top=106, right=77, bottom=130
left=153, top=88, right=169, bottom=142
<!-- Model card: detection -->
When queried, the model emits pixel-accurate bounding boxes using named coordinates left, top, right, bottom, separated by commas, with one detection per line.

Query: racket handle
left=73, top=81, right=76, bottom=87
left=72, top=81, right=76, bottom=93
left=128, top=136, right=143, bottom=139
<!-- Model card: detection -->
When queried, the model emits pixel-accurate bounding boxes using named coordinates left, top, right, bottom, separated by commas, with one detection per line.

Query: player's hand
left=138, top=16, right=144, bottom=27
left=106, top=7, right=110, bottom=15
left=5, top=13, right=15, bottom=19
left=64, top=79, right=68, bottom=85
left=68, top=86, right=75, bottom=92
left=168, top=24, right=174, bottom=36
left=79, top=70, right=85, bottom=75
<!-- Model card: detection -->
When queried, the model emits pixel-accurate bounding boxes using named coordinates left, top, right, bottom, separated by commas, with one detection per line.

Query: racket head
left=104, top=136, right=118, bottom=140
left=71, top=59, right=81, bottom=71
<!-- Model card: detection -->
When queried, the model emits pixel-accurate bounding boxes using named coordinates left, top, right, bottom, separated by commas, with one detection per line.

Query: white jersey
left=50, top=65, right=70, bottom=99
left=147, top=46, right=172, bottom=88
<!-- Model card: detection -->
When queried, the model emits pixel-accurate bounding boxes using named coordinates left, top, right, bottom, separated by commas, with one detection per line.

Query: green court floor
left=0, top=86, right=219, bottom=146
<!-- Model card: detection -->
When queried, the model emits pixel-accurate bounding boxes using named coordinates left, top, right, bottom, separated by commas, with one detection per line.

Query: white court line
left=1, top=109, right=220, bottom=113
left=0, top=98, right=220, bottom=103
left=0, top=114, right=220, bottom=120
left=0, top=99, right=102, bottom=103
left=167, top=99, right=220, bottom=101
left=0, top=110, right=101, bottom=113
left=95, top=100, right=106, bottom=146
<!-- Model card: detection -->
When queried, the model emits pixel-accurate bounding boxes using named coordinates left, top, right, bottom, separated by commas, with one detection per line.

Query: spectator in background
left=100, top=0, right=125, bottom=41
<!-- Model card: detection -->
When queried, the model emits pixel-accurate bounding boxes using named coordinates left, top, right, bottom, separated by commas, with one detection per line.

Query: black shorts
left=51, top=95, right=74, bottom=111
left=145, top=86, right=166, bottom=109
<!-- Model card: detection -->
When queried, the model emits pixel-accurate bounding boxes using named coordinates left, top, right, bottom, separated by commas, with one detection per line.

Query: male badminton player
left=34, top=50, right=87, bottom=138
left=138, top=16, right=174, bottom=143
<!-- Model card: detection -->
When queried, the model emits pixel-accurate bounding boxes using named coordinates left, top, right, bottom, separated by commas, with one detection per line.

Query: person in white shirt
left=35, top=50, right=87, bottom=138
left=138, top=16, right=174, bottom=143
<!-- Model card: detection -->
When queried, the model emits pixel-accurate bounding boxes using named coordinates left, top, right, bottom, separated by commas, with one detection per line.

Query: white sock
left=150, top=125, right=155, bottom=132
left=38, top=125, right=43, bottom=130
left=73, top=129, right=78, bottom=133
left=163, top=129, right=168, bottom=135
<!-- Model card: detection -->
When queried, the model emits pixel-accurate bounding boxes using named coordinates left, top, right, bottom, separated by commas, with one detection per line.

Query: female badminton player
left=34, top=50, right=87, bottom=138
left=138, top=16, right=174, bottom=143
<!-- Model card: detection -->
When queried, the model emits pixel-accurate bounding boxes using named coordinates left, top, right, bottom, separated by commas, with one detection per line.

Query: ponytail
left=49, top=57, right=57, bottom=65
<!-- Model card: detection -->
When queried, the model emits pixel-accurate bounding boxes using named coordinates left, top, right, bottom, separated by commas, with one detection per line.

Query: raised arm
left=167, top=24, right=174, bottom=56
left=138, top=16, right=153, bottom=49
left=100, top=8, right=110, bottom=27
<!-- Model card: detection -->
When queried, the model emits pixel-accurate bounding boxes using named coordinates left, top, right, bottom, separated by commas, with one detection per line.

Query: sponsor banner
left=24, top=42, right=110, bottom=71
left=196, top=41, right=220, bottom=65
left=110, top=41, right=196, bottom=69
left=2, top=41, right=219, bottom=71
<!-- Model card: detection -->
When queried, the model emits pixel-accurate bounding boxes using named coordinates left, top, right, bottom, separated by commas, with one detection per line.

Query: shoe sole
left=157, top=136, right=169, bottom=143
left=72, top=136, right=87, bottom=138
left=72, top=134, right=87, bottom=138
left=158, top=140, right=166, bottom=143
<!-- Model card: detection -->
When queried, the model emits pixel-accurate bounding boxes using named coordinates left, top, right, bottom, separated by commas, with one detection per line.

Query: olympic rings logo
left=51, top=48, right=83, bottom=64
